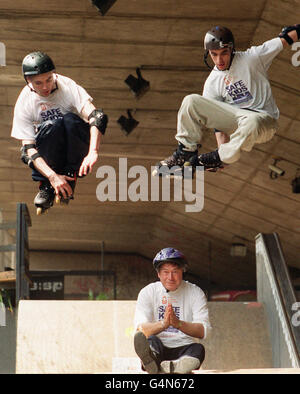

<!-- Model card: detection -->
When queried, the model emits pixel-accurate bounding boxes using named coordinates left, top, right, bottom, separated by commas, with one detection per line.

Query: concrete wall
left=203, top=302, right=272, bottom=371
left=0, top=308, right=16, bottom=374
left=15, top=300, right=272, bottom=374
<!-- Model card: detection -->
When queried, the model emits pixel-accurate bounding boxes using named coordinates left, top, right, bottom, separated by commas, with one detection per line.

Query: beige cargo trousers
left=175, top=94, right=279, bottom=164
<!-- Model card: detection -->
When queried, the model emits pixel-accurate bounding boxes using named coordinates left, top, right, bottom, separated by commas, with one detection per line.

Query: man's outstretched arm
left=79, top=100, right=108, bottom=177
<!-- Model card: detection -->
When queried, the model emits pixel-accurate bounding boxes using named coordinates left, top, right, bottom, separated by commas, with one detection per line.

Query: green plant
left=0, top=289, right=13, bottom=313
left=88, top=289, right=109, bottom=300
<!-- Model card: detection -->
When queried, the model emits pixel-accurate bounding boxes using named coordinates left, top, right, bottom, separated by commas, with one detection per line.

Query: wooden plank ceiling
left=0, top=0, right=300, bottom=289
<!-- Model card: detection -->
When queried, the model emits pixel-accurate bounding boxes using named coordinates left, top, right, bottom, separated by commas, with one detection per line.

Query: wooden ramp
left=15, top=300, right=290, bottom=374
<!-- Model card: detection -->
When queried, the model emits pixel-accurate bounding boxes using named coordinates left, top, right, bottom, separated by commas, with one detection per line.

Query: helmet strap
left=204, top=47, right=235, bottom=71
left=25, top=73, right=58, bottom=95
left=204, top=50, right=213, bottom=70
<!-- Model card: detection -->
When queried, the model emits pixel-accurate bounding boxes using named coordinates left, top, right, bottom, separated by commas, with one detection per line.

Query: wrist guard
left=88, top=109, right=108, bottom=135
left=279, top=24, right=300, bottom=45
left=20, top=144, right=41, bottom=169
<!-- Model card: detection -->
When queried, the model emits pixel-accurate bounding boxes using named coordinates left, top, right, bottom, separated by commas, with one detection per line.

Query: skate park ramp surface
left=16, top=300, right=297, bottom=374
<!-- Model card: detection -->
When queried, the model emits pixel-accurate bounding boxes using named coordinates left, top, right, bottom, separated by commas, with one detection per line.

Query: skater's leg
left=153, top=95, right=238, bottom=176
left=218, top=111, right=278, bottom=164
left=32, top=117, right=78, bottom=207
left=35, top=118, right=67, bottom=173
left=160, top=343, right=205, bottom=374
left=63, top=113, right=90, bottom=174
left=176, top=94, right=238, bottom=150
left=28, top=119, right=67, bottom=210
left=134, top=331, right=162, bottom=373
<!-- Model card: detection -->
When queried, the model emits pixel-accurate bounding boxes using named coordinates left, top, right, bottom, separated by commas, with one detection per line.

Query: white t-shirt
left=11, top=74, right=92, bottom=140
left=134, top=280, right=211, bottom=348
left=203, top=37, right=283, bottom=119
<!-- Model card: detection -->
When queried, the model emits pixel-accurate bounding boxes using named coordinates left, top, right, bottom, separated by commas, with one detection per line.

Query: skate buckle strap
left=23, top=143, right=36, bottom=149
left=30, top=152, right=41, bottom=161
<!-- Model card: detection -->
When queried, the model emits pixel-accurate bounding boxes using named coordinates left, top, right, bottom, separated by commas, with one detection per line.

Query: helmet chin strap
left=26, top=73, right=58, bottom=94
left=204, top=48, right=235, bottom=71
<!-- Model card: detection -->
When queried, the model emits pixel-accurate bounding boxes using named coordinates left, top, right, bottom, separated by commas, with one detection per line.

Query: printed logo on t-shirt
left=224, top=79, right=253, bottom=105
left=40, top=108, right=64, bottom=122
left=158, top=304, right=180, bottom=333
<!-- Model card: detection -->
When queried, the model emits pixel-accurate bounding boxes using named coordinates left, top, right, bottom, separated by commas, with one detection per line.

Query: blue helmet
left=153, top=247, right=188, bottom=271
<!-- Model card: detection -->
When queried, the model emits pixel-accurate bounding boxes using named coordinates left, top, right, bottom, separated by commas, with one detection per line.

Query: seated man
left=133, top=247, right=211, bottom=374
left=11, top=51, right=108, bottom=214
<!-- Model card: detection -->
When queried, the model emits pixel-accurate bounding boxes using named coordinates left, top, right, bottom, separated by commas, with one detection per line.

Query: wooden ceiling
left=1, top=0, right=300, bottom=289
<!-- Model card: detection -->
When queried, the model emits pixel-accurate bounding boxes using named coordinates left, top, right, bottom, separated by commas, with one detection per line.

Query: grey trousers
left=176, top=94, right=278, bottom=163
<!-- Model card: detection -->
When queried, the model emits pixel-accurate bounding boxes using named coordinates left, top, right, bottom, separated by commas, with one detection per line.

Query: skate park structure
left=1, top=205, right=300, bottom=373
left=0, top=0, right=300, bottom=374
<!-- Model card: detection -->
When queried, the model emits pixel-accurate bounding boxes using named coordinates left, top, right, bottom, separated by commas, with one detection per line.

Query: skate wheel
left=36, top=207, right=43, bottom=216
left=55, top=195, right=60, bottom=204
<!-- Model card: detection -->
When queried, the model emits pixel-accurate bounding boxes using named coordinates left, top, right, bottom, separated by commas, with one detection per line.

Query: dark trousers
left=148, top=335, right=205, bottom=367
left=32, top=113, right=90, bottom=182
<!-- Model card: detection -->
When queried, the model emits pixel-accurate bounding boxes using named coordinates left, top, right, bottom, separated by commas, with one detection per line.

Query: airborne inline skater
left=11, top=51, right=108, bottom=214
left=153, top=24, right=300, bottom=176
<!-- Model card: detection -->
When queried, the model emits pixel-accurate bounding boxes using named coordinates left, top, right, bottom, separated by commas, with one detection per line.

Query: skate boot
left=34, top=181, right=55, bottom=215
left=152, top=143, right=198, bottom=178
left=188, top=149, right=224, bottom=172
left=58, top=171, right=77, bottom=205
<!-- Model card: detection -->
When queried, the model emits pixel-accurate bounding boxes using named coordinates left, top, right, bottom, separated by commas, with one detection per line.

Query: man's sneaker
left=197, top=149, right=224, bottom=172
left=134, top=331, right=159, bottom=374
left=152, top=143, right=198, bottom=178
left=160, top=356, right=200, bottom=374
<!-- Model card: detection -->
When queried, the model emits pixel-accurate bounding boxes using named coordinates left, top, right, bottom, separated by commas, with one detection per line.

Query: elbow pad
left=88, top=109, right=108, bottom=135
left=279, top=24, right=300, bottom=45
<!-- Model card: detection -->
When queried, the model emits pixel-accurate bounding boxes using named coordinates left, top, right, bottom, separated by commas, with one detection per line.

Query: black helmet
left=153, top=247, right=188, bottom=272
left=22, top=51, right=55, bottom=78
left=203, top=26, right=235, bottom=70
left=204, top=26, right=234, bottom=51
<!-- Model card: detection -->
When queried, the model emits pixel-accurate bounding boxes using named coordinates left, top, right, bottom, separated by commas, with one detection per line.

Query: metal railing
left=0, top=203, right=32, bottom=306
left=256, top=232, right=300, bottom=368
left=16, top=203, right=32, bottom=304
